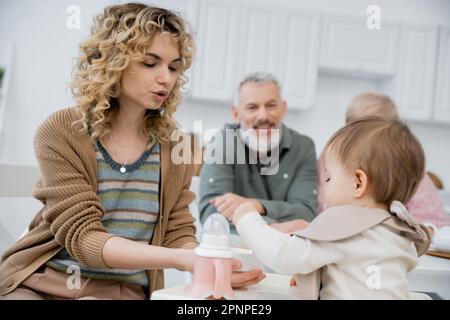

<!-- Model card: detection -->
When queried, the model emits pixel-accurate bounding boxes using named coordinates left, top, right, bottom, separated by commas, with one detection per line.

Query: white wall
left=0, top=0, right=119, bottom=162
left=0, top=0, right=449, bottom=188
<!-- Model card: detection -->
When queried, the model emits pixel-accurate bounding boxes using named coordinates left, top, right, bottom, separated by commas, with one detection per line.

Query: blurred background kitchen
left=0, top=0, right=449, bottom=293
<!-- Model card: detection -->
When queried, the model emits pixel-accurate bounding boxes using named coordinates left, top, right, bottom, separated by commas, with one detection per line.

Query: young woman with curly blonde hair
left=0, top=3, right=263, bottom=300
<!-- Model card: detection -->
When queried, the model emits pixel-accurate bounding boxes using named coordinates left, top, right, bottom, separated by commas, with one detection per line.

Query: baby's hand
left=290, top=276, right=297, bottom=287
left=232, top=202, right=258, bottom=225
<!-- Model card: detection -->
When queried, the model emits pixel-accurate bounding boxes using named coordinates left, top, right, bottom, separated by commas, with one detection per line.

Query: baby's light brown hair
left=324, top=118, right=425, bottom=206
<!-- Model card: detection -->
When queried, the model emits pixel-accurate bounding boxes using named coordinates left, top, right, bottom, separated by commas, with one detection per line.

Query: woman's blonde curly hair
left=72, top=2, right=194, bottom=144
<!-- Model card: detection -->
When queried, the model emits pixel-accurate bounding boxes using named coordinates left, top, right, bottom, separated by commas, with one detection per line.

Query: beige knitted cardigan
left=0, top=107, right=198, bottom=297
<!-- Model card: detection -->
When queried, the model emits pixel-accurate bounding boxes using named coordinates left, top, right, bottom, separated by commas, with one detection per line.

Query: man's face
left=232, top=82, right=286, bottom=135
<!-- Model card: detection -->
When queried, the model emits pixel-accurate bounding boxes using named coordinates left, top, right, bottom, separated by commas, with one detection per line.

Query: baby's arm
left=233, top=203, right=345, bottom=275
left=235, top=211, right=310, bottom=274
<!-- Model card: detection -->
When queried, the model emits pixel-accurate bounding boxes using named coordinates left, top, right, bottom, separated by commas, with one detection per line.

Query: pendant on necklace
left=120, top=166, right=127, bottom=174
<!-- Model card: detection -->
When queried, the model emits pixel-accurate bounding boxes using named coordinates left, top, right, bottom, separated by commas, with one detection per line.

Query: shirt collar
left=279, top=123, right=292, bottom=152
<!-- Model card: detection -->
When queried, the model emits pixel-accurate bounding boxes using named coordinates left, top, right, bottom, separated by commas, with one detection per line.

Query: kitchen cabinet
left=134, top=1, right=450, bottom=125
left=382, top=24, right=438, bottom=121
left=320, top=15, right=400, bottom=78
left=191, top=0, right=320, bottom=109
left=237, top=7, right=319, bottom=109
left=433, top=27, right=450, bottom=124
left=191, top=0, right=241, bottom=102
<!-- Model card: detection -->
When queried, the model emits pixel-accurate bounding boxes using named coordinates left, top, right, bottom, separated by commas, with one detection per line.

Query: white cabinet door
left=282, top=12, right=320, bottom=109
left=320, top=15, right=400, bottom=77
left=238, top=7, right=319, bottom=109
left=393, top=25, right=438, bottom=121
left=434, top=27, right=450, bottom=124
left=237, top=7, right=319, bottom=109
left=191, top=0, right=241, bottom=102
left=192, top=1, right=320, bottom=109
left=238, top=8, right=281, bottom=83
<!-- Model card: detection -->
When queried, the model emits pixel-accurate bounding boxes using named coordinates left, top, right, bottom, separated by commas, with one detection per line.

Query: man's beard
left=238, top=122, right=282, bottom=156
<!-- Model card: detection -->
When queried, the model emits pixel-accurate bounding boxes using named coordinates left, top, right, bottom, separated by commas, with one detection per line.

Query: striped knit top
left=46, top=140, right=161, bottom=287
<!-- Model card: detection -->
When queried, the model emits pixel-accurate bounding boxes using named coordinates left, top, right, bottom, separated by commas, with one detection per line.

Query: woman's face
left=119, top=32, right=181, bottom=111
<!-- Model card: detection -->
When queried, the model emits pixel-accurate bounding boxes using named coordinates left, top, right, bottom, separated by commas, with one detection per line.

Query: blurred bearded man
left=198, top=73, right=318, bottom=234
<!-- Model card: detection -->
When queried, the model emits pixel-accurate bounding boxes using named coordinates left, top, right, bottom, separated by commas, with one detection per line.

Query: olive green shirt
left=199, top=123, right=317, bottom=231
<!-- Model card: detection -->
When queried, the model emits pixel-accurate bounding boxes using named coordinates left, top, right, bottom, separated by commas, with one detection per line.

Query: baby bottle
left=187, top=213, right=235, bottom=300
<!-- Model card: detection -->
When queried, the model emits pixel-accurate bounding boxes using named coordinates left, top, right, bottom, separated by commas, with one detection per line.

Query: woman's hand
left=176, top=252, right=265, bottom=288
left=230, top=259, right=265, bottom=288
left=173, top=248, right=196, bottom=273
left=174, top=244, right=266, bottom=290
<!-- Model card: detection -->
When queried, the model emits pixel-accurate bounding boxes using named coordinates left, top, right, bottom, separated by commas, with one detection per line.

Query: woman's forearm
left=102, top=236, right=191, bottom=271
